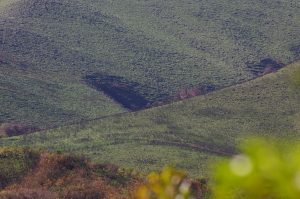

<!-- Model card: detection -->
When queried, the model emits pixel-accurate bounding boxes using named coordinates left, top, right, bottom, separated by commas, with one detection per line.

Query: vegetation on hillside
left=0, top=147, right=39, bottom=189
left=0, top=123, right=40, bottom=137
left=1, top=0, right=300, bottom=127
left=1, top=61, right=299, bottom=176
left=4, top=139, right=300, bottom=199
left=1, top=2, right=300, bottom=198
left=0, top=148, right=206, bottom=199
left=0, top=147, right=142, bottom=199
left=0, top=37, right=299, bottom=199
left=134, top=65, right=300, bottom=199
left=0, top=63, right=125, bottom=128
left=134, top=139, right=300, bottom=199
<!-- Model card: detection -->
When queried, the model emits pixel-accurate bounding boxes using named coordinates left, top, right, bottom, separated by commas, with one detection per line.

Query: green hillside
left=1, top=62, right=299, bottom=177
left=1, top=0, right=300, bottom=126
left=0, top=63, right=124, bottom=128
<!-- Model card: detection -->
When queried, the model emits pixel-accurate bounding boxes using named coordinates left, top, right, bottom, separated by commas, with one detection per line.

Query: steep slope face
left=1, top=0, right=300, bottom=127
left=2, top=62, right=299, bottom=177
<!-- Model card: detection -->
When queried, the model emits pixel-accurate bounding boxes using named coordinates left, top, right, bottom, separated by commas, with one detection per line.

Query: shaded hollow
left=85, top=74, right=151, bottom=110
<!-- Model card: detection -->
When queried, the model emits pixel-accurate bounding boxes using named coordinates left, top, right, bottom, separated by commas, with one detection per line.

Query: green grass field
left=1, top=62, right=299, bottom=177
left=1, top=0, right=300, bottom=127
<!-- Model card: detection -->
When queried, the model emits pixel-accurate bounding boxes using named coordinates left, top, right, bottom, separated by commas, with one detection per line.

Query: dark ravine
left=84, top=73, right=217, bottom=111
left=84, top=58, right=283, bottom=112
left=85, top=74, right=152, bottom=111
left=84, top=58, right=285, bottom=112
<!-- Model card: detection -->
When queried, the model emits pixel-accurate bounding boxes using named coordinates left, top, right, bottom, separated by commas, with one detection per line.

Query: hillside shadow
left=246, top=58, right=285, bottom=76
left=85, top=74, right=151, bottom=111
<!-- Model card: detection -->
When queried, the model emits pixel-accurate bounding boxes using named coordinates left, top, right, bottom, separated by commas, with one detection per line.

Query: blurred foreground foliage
left=135, top=166, right=206, bottom=199
left=136, top=167, right=192, bottom=199
left=213, top=138, right=300, bottom=199
left=136, top=139, right=300, bottom=199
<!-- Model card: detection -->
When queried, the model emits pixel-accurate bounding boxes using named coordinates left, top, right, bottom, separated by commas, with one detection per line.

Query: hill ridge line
left=20, top=61, right=298, bottom=135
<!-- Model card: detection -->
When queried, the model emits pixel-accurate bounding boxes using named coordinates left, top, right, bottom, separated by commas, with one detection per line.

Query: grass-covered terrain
left=0, top=63, right=125, bottom=128
left=1, top=0, right=300, bottom=127
left=1, top=62, right=299, bottom=177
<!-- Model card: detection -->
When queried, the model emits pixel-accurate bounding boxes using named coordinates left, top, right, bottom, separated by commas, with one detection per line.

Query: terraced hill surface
left=1, top=0, right=300, bottom=127
left=2, top=62, right=299, bottom=177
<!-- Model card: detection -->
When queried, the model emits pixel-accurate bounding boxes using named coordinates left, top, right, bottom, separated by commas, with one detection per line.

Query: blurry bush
left=135, top=166, right=206, bottom=199
left=135, top=138, right=300, bottom=199
left=213, top=138, right=300, bottom=199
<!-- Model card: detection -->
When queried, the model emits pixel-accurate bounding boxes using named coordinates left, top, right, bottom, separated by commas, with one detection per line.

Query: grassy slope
left=1, top=62, right=300, bottom=177
left=0, top=63, right=124, bottom=128
left=1, top=0, right=300, bottom=126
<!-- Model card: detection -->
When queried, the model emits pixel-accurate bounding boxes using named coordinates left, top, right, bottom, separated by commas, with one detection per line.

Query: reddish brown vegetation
left=262, top=65, right=276, bottom=75
left=0, top=149, right=208, bottom=198
left=261, top=59, right=284, bottom=75
left=191, top=179, right=208, bottom=199
left=0, top=188, right=56, bottom=199
left=175, top=85, right=215, bottom=100
left=0, top=123, right=40, bottom=137
left=1, top=152, right=141, bottom=199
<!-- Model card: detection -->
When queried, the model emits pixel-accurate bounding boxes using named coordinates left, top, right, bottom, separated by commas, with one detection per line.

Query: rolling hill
left=1, top=0, right=300, bottom=127
left=1, top=61, right=299, bottom=177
